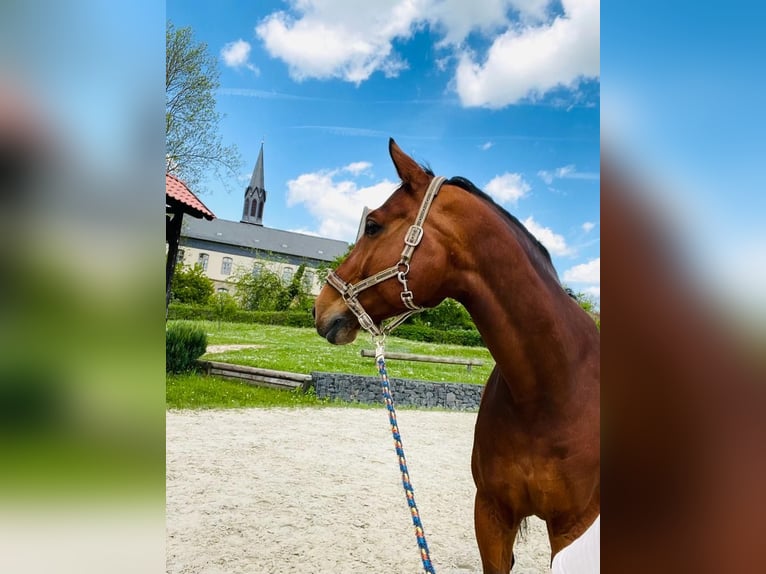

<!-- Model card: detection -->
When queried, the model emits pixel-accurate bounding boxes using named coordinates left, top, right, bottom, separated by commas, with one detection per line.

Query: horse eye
left=364, top=219, right=382, bottom=237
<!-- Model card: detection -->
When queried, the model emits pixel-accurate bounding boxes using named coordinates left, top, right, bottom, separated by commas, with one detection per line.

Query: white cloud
left=426, top=0, right=550, bottom=46
left=480, top=141, right=494, bottom=150
left=539, top=165, right=572, bottom=185
left=522, top=216, right=572, bottom=256
left=435, top=55, right=451, bottom=72
left=286, top=168, right=397, bottom=241
left=582, top=221, right=595, bottom=233
left=253, top=0, right=598, bottom=106
left=221, top=39, right=259, bottom=74
left=287, top=228, right=323, bottom=238
left=582, top=285, right=600, bottom=299
left=454, top=0, right=599, bottom=108
left=563, top=257, right=600, bottom=306
left=485, top=172, right=530, bottom=205
left=563, top=257, right=600, bottom=283
left=255, top=0, right=416, bottom=83
left=342, top=161, right=372, bottom=176
left=538, top=163, right=600, bottom=185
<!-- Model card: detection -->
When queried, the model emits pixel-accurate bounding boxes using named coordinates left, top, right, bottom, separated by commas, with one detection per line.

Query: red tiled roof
left=166, top=173, right=215, bottom=220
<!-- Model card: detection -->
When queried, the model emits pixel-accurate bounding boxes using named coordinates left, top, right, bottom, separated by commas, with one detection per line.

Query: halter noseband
left=326, top=175, right=447, bottom=338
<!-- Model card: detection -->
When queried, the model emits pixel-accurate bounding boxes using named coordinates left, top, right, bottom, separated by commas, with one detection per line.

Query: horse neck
left=448, top=207, right=591, bottom=404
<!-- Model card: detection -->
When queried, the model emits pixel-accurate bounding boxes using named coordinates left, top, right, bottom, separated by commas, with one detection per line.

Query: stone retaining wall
left=311, top=371, right=483, bottom=411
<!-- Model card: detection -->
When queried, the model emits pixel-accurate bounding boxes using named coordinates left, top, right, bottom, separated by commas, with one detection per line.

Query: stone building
left=178, top=144, right=348, bottom=295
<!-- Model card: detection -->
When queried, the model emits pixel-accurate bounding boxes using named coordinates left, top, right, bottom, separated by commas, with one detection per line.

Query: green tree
left=211, top=291, right=239, bottom=327
left=171, top=263, right=214, bottom=305
left=166, top=21, right=241, bottom=190
left=413, top=298, right=475, bottom=330
left=279, top=264, right=313, bottom=311
left=566, top=288, right=600, bottom=328
left=316, top=243, right=354, bottom=284
left=569, top=290, right=599, bottom=314
left=235, top=267, right=286, bottom=311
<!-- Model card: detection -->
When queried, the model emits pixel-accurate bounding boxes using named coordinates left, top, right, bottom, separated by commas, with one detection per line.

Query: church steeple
left=242, top=143, right=266, bottom=225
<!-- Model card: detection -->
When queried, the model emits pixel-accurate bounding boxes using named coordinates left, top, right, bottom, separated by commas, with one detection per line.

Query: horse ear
left=389, top=138, right=429, bottom=191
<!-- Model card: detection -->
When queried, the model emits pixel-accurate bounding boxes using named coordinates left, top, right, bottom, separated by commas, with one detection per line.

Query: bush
left=211, top=291, right=238, bottom=325
left=166, top=322, right=208, bottom=373
left=411, top=298, right=475, bottom=331
left=165, top=304, right=484, bottom=346
left=235, top=267, right=285, bottom=311
left=394, top=324, right=485, bottom=347
left=167, top=303, right=314, bottom=328
left=171, top=263, right=214, bottom=305
left=235, top=263, right=314, bottom=312
left=244, top=310, right=315, bottom=327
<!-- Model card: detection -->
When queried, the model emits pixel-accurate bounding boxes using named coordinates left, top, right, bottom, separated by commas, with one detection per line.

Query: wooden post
left=165, top=210, right=184, bottom=319
left=360, top=349, right=483, bottom=371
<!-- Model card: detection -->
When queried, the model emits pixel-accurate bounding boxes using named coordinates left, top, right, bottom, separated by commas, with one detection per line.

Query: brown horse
left=314, top=139, right=599, bottom=573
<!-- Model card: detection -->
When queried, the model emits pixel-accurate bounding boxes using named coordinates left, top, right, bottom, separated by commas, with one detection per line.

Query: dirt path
left=204, top=344, right=265, bottom=354
left=166, top=408, right=551, bottom=573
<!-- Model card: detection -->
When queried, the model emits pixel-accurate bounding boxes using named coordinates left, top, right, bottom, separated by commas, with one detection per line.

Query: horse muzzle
left=313, top=304, right=360, bottom=345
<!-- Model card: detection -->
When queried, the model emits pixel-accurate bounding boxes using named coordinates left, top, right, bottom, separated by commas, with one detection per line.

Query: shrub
left=234, top=263, right=315, bottom=312
left=280, top=264, right=313, bottom=311
left=171, top=263, right=214, bottom=305
left=166, top=322, right=208, bottom=373
left=211, top=291, right=238, bottom=325
left=394, top=324, right=485, bottom=347
left=412, top=298, right=475, bottom=331
left=166, top=303, right=484, bottom=345
left=235, top=267, right=286, bottom=311
left=167, top=303, right=315, bottom=328
left=245, top=310, right=314, bottom=327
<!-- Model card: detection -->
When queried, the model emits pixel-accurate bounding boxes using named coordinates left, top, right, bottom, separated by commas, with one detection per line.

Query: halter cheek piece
left=326, top=176, right=447, bottom=338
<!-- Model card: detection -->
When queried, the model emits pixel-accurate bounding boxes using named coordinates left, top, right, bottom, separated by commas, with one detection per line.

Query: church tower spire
left=242, top=142, right=266, bottom=225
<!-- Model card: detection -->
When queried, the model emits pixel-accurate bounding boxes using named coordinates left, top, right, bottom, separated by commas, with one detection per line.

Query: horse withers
left=314, top=139, right=599, bottom=573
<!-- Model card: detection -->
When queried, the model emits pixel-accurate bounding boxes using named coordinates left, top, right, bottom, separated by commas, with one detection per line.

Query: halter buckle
left=404, top=225, right=424, bottom=247
left=357, top=311, right=377, bottom=333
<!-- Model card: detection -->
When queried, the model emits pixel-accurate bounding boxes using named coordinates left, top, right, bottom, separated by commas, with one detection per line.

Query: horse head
left=314, top=139, right=457, bottom=344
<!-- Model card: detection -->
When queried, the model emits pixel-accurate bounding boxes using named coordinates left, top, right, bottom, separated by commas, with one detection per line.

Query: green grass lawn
left=167, top=320, right=494, bottom=410
left=178, top=320, right=494, bottom=385
left=166, top=372, right=337, bottom=409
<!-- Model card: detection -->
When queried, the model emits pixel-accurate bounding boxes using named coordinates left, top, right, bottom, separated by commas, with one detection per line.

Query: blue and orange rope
left=374, top=339, right=436, bottom=574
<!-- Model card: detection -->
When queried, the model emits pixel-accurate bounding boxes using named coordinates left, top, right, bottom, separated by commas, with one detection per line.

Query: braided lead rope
left=374, top=338, right=436, bottom=574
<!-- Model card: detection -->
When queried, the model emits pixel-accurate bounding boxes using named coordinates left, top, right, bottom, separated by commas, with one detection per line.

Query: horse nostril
left=311, top=305, right=316, bottom=320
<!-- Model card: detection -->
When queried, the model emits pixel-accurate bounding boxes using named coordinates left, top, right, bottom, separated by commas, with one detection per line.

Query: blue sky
left=167, top=0, right=601, bottom=301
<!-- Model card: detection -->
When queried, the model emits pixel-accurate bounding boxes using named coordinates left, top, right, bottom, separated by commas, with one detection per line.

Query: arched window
left=197, top=252, right=209, bottom=271
left=302, top=270, right=314, bottom=291
left=176, top=249, right=185, bottom=265
left=252, top=263, right=263, bottom=277
left=282, top=267, right=294, bottom=284
left=221, top=257, right=233, bottom=275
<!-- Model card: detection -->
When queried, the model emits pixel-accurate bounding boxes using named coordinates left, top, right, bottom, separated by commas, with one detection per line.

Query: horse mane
left=420, top=166, right=555, bottom=270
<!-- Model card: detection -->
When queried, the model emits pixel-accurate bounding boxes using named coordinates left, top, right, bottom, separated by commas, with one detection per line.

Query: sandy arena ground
left=167, top=407, right=551, bottom=573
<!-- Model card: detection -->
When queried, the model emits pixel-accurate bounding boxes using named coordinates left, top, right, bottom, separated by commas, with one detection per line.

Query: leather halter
left=326, top=175, right=447, bottom=338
